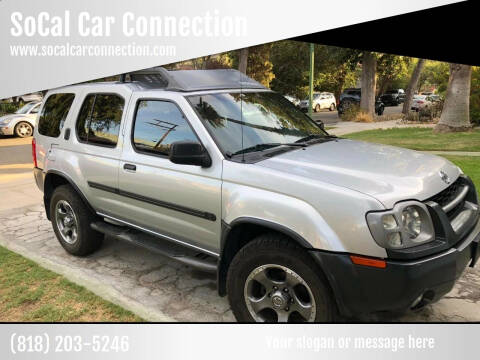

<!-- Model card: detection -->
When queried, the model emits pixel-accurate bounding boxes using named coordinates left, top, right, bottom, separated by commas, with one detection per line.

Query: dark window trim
left=88, top=181, right=216, bottom=221
left=38, top=93, right=76, bottom=138
left=130, top=97, right=205, bottom=160
left=74, top=92, right=126, bottom=149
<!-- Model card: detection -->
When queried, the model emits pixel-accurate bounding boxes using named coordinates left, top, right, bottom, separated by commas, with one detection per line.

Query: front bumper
left=311, top=217, right=480, bottom=317
left=0, top=125, right=14, bottom=135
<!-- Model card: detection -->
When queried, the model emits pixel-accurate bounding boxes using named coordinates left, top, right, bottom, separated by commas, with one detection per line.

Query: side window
left=132, top=100, right=199, bottom=156
left=76, top=93, right=124, bottom=147
left=30, top=104, right=40, bottom=114
left=38, top=93, right=75, bottom=137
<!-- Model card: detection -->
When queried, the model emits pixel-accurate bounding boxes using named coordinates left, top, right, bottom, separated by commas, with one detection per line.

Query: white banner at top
left=0, top=0, right=462, bottom=99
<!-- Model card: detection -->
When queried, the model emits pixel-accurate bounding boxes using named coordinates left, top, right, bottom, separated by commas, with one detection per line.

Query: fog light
left=410, top=294, right=423, bottom=309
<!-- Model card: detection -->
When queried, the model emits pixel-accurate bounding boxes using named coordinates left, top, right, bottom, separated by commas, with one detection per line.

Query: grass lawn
left=443, top=156, right=480, bottom=198
left=344, top=127, right=480, bottom=152
left=0, top=246, right=143, bottom=322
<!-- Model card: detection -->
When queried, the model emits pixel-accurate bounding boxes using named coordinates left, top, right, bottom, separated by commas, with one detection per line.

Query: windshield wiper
left=227, top=142, right=306, bottom=157
left=295, top=133, right=337, bottom=143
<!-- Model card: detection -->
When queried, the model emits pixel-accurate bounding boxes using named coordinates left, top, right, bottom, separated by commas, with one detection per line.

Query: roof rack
left=119, top=67, right=266, bottom=92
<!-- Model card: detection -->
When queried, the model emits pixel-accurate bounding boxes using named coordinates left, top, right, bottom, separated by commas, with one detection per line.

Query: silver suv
left=33, top=68, right=480, bottom=322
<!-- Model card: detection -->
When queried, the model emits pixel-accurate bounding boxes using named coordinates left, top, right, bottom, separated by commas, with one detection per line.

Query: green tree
left=270, top=41, right=360, bottom=100
left=470, top=66, right=480, bottom=125
left=230, top=44, right=275, bottom=87
left=376, top=54, right=412, bottom=95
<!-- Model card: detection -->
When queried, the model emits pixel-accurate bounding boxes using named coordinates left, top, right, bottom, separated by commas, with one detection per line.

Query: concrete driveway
left=1, top=201, right=479, bottom=322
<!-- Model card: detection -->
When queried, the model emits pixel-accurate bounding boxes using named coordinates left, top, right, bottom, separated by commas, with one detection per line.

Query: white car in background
left=299, top=92, right=336, bottom=112
left=284, top=95, right=300, bottom=107
left=411, top=95, right=433, bottom=112
left=0, top=101, right=41, bottom=137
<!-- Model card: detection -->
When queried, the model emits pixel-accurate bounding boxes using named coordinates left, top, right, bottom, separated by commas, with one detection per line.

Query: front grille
left=429, top=177, right=463, bottom=207
left=427, top=177, right=466, bottom=219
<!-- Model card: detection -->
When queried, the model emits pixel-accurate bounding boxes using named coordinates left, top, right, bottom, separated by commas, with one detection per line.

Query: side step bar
left=91, top=221, right=217, bottom=273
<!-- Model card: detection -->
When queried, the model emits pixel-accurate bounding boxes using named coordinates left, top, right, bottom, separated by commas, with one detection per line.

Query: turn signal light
left=350, top=255, right=386, bottom=268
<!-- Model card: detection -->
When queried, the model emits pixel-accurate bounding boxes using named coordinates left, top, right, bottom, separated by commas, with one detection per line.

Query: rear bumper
left=33, top=167, right=44, bottom=192
left=311, top=218, right=480, bottom=317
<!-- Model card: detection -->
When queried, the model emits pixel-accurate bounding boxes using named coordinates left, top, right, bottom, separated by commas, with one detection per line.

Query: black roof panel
left=127, top=67, right=266, bottom=92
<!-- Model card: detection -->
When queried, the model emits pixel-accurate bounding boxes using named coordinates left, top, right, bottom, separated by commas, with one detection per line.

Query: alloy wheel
left=16, top=123, right=33, bottom=137
left=244, top=264, right=316, bottom=322
left=55, top=200, right=79, bottom=244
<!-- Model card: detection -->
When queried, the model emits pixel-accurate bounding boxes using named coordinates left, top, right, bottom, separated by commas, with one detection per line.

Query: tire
left=14, top=121, right=33, bottom=138
left=376, top=106, right=384, bottom=116
left=329, top=103, right=336, bottom=111
left=314, top=104, right=321, bottom=112
left=227, top=234, right=337, bottom=322
left=50, top=185, right=103, bottom=256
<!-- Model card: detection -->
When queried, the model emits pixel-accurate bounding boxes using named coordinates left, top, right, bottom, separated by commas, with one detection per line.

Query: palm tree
left=238, top=48, right=249, bottom=74
left=360, top=51, right=376, bottom=118
left=402, top=58, right=425, bottom=115
left=434, top=63, right=472, bottom=133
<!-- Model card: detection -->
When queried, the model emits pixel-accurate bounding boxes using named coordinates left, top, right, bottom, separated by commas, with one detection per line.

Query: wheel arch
left=217, top=217, right=315, bottom=297
left=44, top=170, right=95, bottom=220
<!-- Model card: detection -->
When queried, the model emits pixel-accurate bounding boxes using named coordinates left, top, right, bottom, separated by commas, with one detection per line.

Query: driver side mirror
left=169, top=141, right=212, bottom=168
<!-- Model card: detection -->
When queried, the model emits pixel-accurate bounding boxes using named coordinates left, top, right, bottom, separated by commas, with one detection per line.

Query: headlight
left=366, top=201, right=435, bottom=250
left=0, top=119, right=12, bottom=125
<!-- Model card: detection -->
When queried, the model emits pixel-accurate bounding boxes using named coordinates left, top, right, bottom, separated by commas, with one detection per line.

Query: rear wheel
left=14, top=121, right=33, bottom=138
left=329, top=103, right=336, bottom=111
left=50, top=185, right=103, bottom=256
left=227, top=234, right=336, bottom=322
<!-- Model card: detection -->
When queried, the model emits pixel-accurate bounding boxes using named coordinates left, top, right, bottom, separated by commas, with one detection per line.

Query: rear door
left=116, top=92, right=222, bottom=255
left=66, top=88, right=132, bottom=216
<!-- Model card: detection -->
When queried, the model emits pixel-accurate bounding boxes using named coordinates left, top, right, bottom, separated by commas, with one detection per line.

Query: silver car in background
left=0, top=101, right=41, bottom=137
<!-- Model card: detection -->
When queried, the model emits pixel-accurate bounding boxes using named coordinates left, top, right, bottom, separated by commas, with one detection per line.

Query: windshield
left=15, top=102, right=38, bottom=114
left=188, top=91, right=326, bottom=155
left=386, top=90, right=397, bottom=94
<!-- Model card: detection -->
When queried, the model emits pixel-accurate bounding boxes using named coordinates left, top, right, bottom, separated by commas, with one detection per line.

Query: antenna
left=240, top=69, right=245, bottom=163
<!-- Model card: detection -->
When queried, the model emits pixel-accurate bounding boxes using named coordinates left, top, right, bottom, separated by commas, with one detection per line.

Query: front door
left=117, top=95, right=222, bottom=255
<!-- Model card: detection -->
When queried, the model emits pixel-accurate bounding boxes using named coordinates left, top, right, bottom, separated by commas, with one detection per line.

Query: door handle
left=123, top=163, right=136, bottom=172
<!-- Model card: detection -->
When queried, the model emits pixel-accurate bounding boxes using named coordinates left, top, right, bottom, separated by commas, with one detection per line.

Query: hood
left=256, top=139, right=460, bottom=208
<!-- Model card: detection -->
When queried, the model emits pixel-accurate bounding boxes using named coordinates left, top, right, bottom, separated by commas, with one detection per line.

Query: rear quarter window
left=38, top=93, right=75, bottom=137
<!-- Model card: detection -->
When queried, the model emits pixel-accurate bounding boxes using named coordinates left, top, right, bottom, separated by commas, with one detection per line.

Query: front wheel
left=314, top=104, right=321, bottom=112
left=14, top=121, right=33, bottom=138
left=227, top=234, right=337, bottom=322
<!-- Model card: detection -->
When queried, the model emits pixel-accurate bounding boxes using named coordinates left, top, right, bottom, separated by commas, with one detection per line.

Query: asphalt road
left=0, top=135, right=32, bottom=165
left=0, top=135, right=39, bottom=211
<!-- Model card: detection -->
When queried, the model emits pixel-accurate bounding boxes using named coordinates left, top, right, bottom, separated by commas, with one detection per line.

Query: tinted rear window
left=76, top=93, right=124, bottom=147
left=38, top=93, right=75, bottom=137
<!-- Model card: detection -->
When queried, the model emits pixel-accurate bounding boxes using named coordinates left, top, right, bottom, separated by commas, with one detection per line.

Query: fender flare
left=44, top=170, right=96, bottom=220
left=217, top=217, right=313, bottom=296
